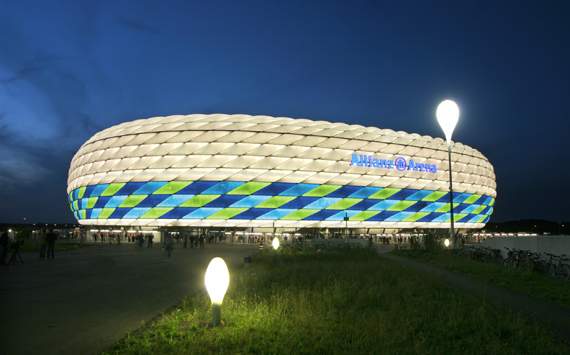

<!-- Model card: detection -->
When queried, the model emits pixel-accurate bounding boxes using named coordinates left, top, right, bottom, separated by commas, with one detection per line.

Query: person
left=457, top=232, right=464, bottom=248
left=39, top=229, right=48, bottom=259
left=0, top=231, right=9, bottom=265
left=164, top=234, right=174, bottom=258
left=46, top=229, right=58, bottom=259
left=8, top=238, right=24, bottom=265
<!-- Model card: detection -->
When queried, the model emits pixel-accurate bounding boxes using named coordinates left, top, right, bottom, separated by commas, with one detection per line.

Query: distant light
left=8, top=229, right=13, bottom=233
left=205, top=257, right=230, bottom=305
left=272, top=237, right=280, bottom=250
left=436, top=100, right=460, bottom=144
left=444, top=238, right=450, bottom=248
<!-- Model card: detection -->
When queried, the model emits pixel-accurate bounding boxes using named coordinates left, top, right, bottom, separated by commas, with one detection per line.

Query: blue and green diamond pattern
left=68, top=180, right=494, bottom=224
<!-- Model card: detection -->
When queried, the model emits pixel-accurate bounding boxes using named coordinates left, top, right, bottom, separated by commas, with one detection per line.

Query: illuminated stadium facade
left=67, top=114, right=496, bottom=230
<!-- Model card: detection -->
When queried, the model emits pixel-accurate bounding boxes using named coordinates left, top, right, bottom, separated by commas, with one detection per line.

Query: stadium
left=67, top=114, right=496, bottom=234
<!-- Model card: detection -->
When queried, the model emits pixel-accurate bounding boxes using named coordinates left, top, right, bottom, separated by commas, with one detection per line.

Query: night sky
left=1, top=0, right=569, bottom=223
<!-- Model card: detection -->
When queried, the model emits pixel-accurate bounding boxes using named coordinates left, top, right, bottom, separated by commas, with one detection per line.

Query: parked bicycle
left=465, top=246, right=570, bottom=281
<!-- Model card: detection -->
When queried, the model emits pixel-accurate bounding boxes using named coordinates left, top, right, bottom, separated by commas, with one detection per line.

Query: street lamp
left=436, top=99, right=460, bottom=246
left=205, top=257, right=230, bottom=326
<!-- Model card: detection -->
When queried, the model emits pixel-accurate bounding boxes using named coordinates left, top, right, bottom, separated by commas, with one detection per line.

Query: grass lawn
left=105, top=245, right=569, bottom=354
left=395, top=249, right=570, bottom=308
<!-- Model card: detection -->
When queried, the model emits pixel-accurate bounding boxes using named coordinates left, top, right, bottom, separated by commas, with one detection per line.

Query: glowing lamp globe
left=205, top=257, right=230, bottom=305
left=436, top=100, right=460, bottom=144
left=444, top=238, right=451, bottom=248
left=272, top=237, right=280, bottom=250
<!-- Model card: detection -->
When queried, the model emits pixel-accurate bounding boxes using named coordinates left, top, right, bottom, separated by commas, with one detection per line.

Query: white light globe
left=272, top=237, right=280, bottom=250
left=436, top=99, right=460, bottom=144
left=204, top=257, right=230, bottom=305
left=444, top=238, right=450, bottom=248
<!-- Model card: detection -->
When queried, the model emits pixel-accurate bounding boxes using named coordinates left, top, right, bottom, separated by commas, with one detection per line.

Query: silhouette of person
left=39, top=229, right=48, bottom=259
left=165, top=234, right=174, bottom=258
left=46, top=229, right=58, bottom=259
left=0, top=231, right=9, bottom=265
left=8, top=238, right=24, bottom=264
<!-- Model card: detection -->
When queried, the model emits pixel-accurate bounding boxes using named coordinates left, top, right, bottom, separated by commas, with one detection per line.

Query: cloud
left=117, top=17, right=161, bottom=35
left=0, top=3, right=163, bottom=191
left=0, top=17, right=102, bottom=188
left=0, top=55, right=59, bottom=84
left=0, top=113, right=9, bottom=141
left=0, top=145, right=51, bottom=192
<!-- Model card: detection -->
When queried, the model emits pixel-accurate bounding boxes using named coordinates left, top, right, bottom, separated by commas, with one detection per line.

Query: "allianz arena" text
left=350, top=153, right=438, bottom=173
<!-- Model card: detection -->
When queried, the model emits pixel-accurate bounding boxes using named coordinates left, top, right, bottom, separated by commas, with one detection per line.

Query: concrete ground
left=0, top=243, right=257, bottom=355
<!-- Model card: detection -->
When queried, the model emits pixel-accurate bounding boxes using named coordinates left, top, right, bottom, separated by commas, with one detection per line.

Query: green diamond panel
left=369, top=188, right=400, bottom=200
left=228, top=182, right=270, bottom=195
left=303, top=185, right=341, bottom=197
left=180, top=195, right=220, bottom=207
left=153, top=181, right=191, bottom=195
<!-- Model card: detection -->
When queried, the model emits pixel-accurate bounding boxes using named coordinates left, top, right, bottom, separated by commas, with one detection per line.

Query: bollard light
left=205, top=257, right=230, bottom=326
left=272, top=236, right=280, bottom=250
left=444, top=238, right=450, bottom=248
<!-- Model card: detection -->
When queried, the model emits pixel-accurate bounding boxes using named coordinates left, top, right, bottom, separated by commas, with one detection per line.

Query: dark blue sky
left=0, top=0, right=569, bottom=223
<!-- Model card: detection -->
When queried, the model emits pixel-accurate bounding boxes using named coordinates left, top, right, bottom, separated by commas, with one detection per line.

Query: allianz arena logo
left=350, top=153, right=438, bottom=173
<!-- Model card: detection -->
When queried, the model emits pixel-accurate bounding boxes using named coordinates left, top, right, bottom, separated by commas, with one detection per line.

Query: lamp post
left=344, top=212, right=349, bottom=240
left=436, top=99, right=460, bottom=247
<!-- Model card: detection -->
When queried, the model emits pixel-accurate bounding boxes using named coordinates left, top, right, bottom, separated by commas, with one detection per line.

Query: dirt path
left=379, top=251, right=570, bottom=343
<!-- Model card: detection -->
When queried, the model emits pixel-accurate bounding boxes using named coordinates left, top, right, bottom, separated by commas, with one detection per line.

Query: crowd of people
left=0, top=226, right=448, bottom=265
left=0, top=228, right=226, bottom=264
left=85, top=230, right=225, bottom=258
left=0, top=228, right=60, bottom=265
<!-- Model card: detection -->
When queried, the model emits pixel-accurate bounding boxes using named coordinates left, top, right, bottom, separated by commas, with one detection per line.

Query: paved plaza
left=0, top=243, right=256, bottom=355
